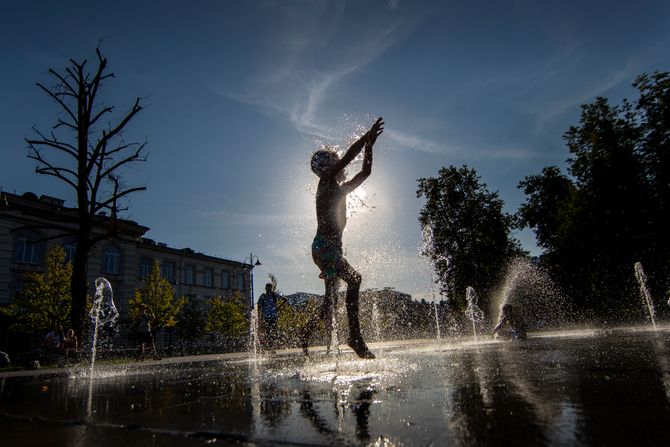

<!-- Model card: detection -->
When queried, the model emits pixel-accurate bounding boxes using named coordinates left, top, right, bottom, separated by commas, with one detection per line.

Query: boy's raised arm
left=331, top=117, right=384, bottom=174
left=341, top=141, right=373, bottom=193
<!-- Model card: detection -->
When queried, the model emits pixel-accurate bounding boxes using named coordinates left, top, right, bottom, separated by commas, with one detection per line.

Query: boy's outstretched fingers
left=369, top=117, right=384, bottom=144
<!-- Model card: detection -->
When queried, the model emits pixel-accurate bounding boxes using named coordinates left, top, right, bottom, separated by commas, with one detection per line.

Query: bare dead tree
left=26, top=47, right=147, bottom=338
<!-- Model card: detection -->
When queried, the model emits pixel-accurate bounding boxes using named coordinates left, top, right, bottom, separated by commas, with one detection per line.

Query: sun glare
left=347, top=185, right=368, bottom=218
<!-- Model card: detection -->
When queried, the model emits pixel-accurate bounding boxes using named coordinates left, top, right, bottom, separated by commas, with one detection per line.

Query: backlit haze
left=2, top=1, right=670, bottom=301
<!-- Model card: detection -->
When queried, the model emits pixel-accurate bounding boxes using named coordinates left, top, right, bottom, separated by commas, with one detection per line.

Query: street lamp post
left=243, top=252, right=262, bottom=310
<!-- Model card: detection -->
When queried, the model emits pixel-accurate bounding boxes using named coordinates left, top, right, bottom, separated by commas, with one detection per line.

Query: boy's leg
left=323, top=276, right=338, bottom=351
left=335, top=258, right=374, bottom=359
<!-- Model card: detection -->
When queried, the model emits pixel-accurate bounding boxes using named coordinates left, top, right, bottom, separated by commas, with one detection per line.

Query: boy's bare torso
left=315, top=176, right=347, bottom=242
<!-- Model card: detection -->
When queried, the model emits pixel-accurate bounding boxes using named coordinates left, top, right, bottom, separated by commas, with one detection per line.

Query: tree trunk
left=71, top=234, right=90, bottom=339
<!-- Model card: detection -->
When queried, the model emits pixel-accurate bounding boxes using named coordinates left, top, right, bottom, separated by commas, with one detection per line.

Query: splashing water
left=372, top=296, right=383, bottom=342
left=634, top=262, right=657, bottom=330
left=88, top=278, right=119, bottom=377
left=249, top=304, right=260, bottom=358
left=492, top=258, right=570, bottom=331
left=420, top=224, right=467, bottom=336
left=465, top=286, right=484, bottom=341
left=433, top=301, right=441, bottom=340
left=329, top=290, right=341, bottom=354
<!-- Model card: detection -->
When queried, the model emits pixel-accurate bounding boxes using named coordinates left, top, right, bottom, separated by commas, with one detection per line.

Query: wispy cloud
left=200, top=209, right=312, bottom=227
left=386, top=128, right=537, bottom=160
left=533, top=59, right=643, bottom=132
left=385, top=128, right=447, bottom=154
left=210, top=4, right=424, bottom=140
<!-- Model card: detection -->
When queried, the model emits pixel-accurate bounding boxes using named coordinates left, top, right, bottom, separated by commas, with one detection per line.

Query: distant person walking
left=258, top=283, right=282, bottom=352
left=302, top=117, right=384, bottom=359
left=61, top=328, right=78, bottom=361
left=136, top=305, right=160, bottom=360
left=43, top=324, right=63, bottom=354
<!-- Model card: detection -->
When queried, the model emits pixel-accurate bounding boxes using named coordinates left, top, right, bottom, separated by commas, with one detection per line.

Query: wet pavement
left=2, top=326, right=670, bottom=446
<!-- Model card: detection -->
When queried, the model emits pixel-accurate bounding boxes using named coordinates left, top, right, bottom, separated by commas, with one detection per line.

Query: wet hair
left=310, top=148, right=338, bottom=177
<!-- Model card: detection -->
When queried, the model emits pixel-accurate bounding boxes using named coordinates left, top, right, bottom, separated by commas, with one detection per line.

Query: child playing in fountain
left=301, top=117, right=384, bottom=359
left=492, top=303, right=527, bottom=339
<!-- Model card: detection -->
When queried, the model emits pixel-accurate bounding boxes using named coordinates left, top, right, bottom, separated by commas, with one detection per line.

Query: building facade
left=0, top=191, right=253, bottom=322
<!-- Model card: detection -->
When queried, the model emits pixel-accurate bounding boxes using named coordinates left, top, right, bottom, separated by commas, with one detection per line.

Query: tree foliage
left=205, top=292, right=248, bottom=338
left=176, top=300, right=206, bottom=343
left=129, top=261, right=185, bottom=330
left=417, top=165, right=523, bottom=312
left=516, top=72, right=670, bottom=318
left=1, top=246, right=72, bottom=333
left=26, top=47, right=147, bottom=337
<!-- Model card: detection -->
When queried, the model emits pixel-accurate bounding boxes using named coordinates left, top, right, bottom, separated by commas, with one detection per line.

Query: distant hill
left=284, top=292, right=322, bottom=307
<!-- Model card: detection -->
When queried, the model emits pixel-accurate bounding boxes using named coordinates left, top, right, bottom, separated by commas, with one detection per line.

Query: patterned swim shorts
left=312, top=234, right=342, bottom=279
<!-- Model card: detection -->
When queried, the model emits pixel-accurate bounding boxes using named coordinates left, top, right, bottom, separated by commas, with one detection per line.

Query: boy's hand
left=368, top=117, right=384, bottom=146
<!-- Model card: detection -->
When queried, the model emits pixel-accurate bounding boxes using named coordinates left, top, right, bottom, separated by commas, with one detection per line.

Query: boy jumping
left=302, top=117, right=384, bottom=359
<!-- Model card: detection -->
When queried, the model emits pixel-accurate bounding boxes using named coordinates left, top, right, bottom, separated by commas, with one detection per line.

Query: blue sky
left=2, top=0, right=670, bottom=301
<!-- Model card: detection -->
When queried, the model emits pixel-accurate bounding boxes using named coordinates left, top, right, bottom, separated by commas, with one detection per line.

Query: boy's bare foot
left=348, top=338, right=375, bottom=359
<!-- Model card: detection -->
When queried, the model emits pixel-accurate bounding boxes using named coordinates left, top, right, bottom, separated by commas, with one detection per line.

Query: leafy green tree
left=516, top=166, right=577, bottom=252
left=1, top=246, right=72, bottom=333
left=634, top=72, right=670, bottom=297
left=176, top=300, right=206, bottom=344
left=129, top=261, right=185, bottom=330
left=205, top=292, right=248, bottom=338
left=517, top=73, right=670, bottom=317
left=262, top=274, right=305, bottom=347
left=417, top=165, right=523, bottom=312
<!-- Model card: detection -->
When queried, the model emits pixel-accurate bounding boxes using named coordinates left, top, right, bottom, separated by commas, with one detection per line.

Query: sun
left=347, top=185, right=369, bottom=218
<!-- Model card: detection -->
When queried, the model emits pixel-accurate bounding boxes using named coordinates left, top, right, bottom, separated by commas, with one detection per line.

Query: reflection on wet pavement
left=2, top=327, right=670, bottom=446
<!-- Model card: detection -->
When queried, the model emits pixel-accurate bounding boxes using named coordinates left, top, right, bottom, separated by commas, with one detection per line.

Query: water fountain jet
left=492, top=257, right=570, bottom=332
left=88, top=277, right=119, bottom=377
left=433, top=300, right=441, bottom=340
left=465, top=286, right=484, bottom=341
left=634, top=261, right=657, bottom=330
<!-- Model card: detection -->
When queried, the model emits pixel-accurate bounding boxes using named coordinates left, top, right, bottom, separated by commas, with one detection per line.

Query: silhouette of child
left=492, top=303, right=527, bottom=339
left=302, top=117, right=384, bottom=359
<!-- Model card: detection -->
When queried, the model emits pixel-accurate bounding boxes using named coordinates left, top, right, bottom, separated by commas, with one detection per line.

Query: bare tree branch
left=53, top=118, right=78, bottom=131
left=47, top=68, right=77, bottom=97
left=28, top=47, right=148, bottom=338
left=100, top=143, right=147, bottom=179
left=89, top=105, right=114, bottom=127
left=26, top=128, right=78, bottom=159
left=89, top=97, right=143, bottom=164
left=36, top=83, right=78, bottom=125
left=32, top=170, right=78, bottom=190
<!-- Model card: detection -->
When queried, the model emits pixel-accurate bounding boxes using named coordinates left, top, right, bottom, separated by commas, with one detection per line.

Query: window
left=236, top=273, right=245, bottom=290
left=222, top=271, right=230, bottom=289
left=14, top=231, right=41, bottom=264
left=162, top=261, right=175, bottom=282
left=139, top=257, right=153, bottom=279
left=184, top=264, right=195, bottom=285
left=63, top=240, right=77, bottom=263
left=102, top=244, right=122, bottom=274
left=204, top=268, right=213, bottom=287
